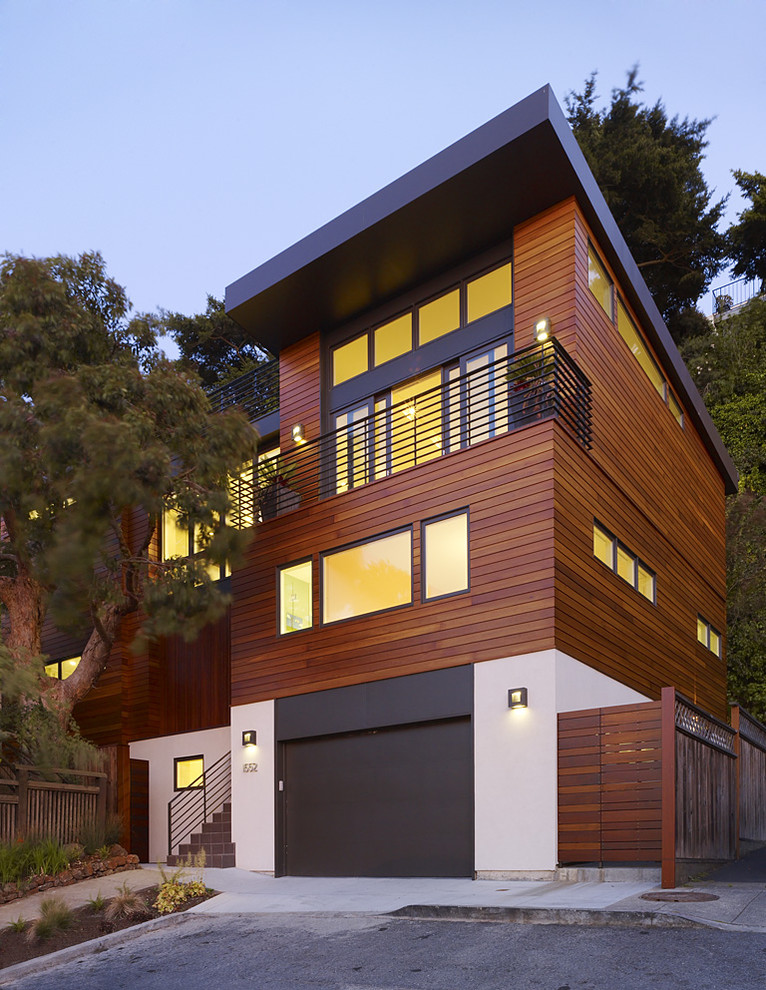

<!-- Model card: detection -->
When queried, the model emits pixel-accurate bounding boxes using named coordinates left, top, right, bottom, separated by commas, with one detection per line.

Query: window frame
left=174, top=754, right=205, bottom=792
left=277, top=556, right=314, bottom=637
left=593, top=520, right=656, bottom=605
left=697, top=614, right=722, bottom=657
left=421, top=509, right=470, bottom=603
left=44, top=656, right=81, bottom=680
left=587, top=243, right=614, bottom=321
left=320, top=524, right=414, bottom=627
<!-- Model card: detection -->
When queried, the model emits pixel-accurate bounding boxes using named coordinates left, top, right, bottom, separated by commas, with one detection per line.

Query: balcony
left=232, top=340, right=591, bottom=524
left=207, top=360, right=280, bottom=422
left=712, top=276, right=763, bottom=317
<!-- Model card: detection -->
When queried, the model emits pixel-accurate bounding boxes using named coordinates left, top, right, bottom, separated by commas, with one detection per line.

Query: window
left=322, top=529, right=412, bottom=624
left=333, top=334, right=368, bottom=386
left=697, top=615, right=722, bottom=657
left=467, top=263, right=512, bottom=323
left=279, top=560, right=313, bottom=634
left=418, top=289, right=460, bottom=346
left=329, top=257, right=513, bottom=386
left=44, top=656, right=81, bottom=680
left=617, top=301, right=665, bottom=398
left=423, top=511, right=469, bottom=600
left=174, top=755, right=204, bottom=790
left=588, top=245, right=613, bottom=320
left=593, top=521, right=655, bottom=603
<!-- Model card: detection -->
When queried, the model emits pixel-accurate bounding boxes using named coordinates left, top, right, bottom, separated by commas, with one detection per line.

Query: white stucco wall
left=129, top=726, right=230, bottom=864
left=473, top=650, right=648, bottom=876
left=230, top=701, right=275, bottom=873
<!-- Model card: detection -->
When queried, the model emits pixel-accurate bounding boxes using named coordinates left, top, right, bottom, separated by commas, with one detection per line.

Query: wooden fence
left=558, top=687, right=758, bottom=888
left=0, top=764, right=108, bottom=845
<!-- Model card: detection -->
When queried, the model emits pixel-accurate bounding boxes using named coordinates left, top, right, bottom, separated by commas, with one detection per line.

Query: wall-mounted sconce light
left=242, top=730, right=257, bottom=747
left=533, top=318, right=551, bottom=343
left=508, top=687, right=528, bottom=709
left=292, top=423, right=306, bottom=444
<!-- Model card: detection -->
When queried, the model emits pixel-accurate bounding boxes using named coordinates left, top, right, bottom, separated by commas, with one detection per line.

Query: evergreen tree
left=727, top=170, right=766, bottom=290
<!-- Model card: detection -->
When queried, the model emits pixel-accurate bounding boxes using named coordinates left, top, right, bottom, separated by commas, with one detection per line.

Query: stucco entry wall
left=129, top=725, right=230, bottom=864
left=229, top=700, right=275, bottom=873
left=473, top=650, right=649, bottom=877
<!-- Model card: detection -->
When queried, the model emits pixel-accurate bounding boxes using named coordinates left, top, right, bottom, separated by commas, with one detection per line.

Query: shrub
left=7, top=916, right=26, bottom=933
left=27, top=896, right=73, bottom=941
left=77, top=813, right=124, bottom=856
left=0, top=836, right=69, bottom=885
left=105, top=881, right=150, bottom=922
left=64, top=842, right=84, bottom=863
left=28, top=837, right=69, bottom=877
left=87, top=892, right=106, bottom=913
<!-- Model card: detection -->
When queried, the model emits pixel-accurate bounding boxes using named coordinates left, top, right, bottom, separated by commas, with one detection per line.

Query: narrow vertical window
left=279, top=560, right=313, bottom=634
left=588, top=245, right=613, bottom=320
left=423, top=511, right=469, bottom=600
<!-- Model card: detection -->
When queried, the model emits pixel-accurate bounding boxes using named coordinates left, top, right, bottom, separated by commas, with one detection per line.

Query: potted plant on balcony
left=507, top=344, right=553, bottom=425
left=257, top=456, right=300, bottom=519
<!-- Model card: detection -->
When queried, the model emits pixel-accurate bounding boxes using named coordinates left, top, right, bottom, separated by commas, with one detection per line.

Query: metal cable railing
left=207, top=361, right=279, bottom=421
left=167, top=751, right=231, bottom=860
left=229, top=339, right=591, bottom=524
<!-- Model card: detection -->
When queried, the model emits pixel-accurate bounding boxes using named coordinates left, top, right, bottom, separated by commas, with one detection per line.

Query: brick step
left=177, top=840, right=235, bottom=858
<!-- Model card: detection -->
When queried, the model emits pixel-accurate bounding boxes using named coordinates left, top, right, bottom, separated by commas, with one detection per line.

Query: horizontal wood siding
left=558, top=702, right=662, bottom=864
left=516, top=201, right=727, bottom=716
left=279, top=332, right=321, bottom=451
left=231, top=424, right=557, bottom=704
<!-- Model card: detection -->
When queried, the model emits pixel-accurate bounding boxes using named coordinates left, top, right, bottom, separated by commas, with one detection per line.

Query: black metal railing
left=207, top=361, right=279, bottom=421
left=230, top=339, right=591, bottom=524
left=167, top=751, right=231, bottom=860
left=713, top=276, right=763, bottom=315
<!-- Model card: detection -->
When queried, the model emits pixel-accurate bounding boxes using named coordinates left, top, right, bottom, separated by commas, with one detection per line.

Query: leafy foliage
left=727, top=170, right=766, bottom=288
left=566, top=68, right=727, bottom=341
left=0, top=252, right=257, bottom=741
left=160, top=294, right=271, bottom=389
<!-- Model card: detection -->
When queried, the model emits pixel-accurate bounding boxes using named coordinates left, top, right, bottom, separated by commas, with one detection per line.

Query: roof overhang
left=225, top=85, right=738, bottom=494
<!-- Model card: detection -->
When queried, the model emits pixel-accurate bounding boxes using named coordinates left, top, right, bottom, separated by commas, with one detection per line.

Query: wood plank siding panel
left=231, top=424, right=557, bottom=704
left=515, top=199, right=726, bottom=716
left=279, top=333, right=321, bottom=452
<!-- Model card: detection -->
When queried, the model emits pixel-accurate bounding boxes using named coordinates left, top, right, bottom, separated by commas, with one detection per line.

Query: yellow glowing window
left=333, top=404, right=370, bottom=494
left=228, top=461, right=255, bottom=530
left=710, top=628, right=721, bottom=658
left=45, top=656, right=81, bottom=680
left=163, top=508, right=189, bottom=559
left=616, top=545, right=634, bottom=585
left=175, top=756, right=204, bottom=790
left=617, top=301, right=665, bottom=398
left=423, top=512, right=469, bottom=600
left=333, top=335, right=369, bottom=386
left=588, top=246, right=613, bottom=320
left=322, top=529, right=412, bottom=624
left=697, top=616, right=708, bottom=646
left=593, top=524, right=614, bottom=567
left=637, top=563, right=655, bottom=602
left=467, top=263, right=512, bottom=323
left=279, top=560, right=312, bottom=634
left=668, top=391, right=684, bottom=427
left=374, top=313, right=412, bottom=366
left=390, top=370, right=442, bottom=473
left=418, top=289, right=460, bottom=346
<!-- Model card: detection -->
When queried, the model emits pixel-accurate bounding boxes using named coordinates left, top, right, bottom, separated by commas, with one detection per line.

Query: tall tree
left=0, top=253, right=256, bottom=735
left=566, top=68, right=727, bottom=341
left=160, top=295, right=271, bottom=389
left=727, top=170, right=766, bottom=290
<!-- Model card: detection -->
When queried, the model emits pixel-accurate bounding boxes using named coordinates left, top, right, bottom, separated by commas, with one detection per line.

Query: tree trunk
left=46, top=602, right=126, bottom=713
left=0, top=573, right=46, bottom=657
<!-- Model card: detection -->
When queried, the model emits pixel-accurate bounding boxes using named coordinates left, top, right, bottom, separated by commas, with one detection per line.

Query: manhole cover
left=640, top=891, right=719, bottom=902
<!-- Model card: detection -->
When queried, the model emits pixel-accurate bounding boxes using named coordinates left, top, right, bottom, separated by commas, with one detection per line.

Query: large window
left=422, top=511, right=469, bottom=600
left=331, top=259, right=512, bottom=386
left=279, top=560, right=313, bottom=634
left=593, top=521, right=655, bottom=603
left=322, top=529, right=412, bottom=624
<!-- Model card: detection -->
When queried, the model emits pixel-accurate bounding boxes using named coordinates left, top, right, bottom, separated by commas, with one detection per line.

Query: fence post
left=97, top=775, right=108, bottom=836
left=661, top=687, right=677, bottom=889
left=731, top=704, right=741, bottom=860
left=16, top=767, right=29, bottom=839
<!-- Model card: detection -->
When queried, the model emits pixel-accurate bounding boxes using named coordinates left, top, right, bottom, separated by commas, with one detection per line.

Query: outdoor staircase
left=166, top=801, right=235, bottom=868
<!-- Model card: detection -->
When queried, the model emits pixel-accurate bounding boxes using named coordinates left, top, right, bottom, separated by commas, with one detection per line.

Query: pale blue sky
left=2, top=0, right=764, bottom=341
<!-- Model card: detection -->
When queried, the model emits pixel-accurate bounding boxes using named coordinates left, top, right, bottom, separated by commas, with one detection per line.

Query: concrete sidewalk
left=2, top=865, right=765, bottom=933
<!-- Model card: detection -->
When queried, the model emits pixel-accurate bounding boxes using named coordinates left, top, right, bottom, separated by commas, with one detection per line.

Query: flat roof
left=225, top=85, right=737, bottom=493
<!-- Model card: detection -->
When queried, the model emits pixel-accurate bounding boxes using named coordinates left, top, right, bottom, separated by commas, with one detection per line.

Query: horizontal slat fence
left=559, top=688, right=751, bottom=888
left=733, top=706, right=766, bottom=845
left=558, top=701, right=662, bottom=865
left=0, top=765, right=107, bottom=845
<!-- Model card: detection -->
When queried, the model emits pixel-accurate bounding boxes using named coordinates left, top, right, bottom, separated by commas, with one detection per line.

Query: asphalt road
left=5, top=913, right=766, bottom=990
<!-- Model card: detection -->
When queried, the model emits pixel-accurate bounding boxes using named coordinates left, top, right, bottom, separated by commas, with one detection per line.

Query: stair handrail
left=167, top=750, right=231, bottom=859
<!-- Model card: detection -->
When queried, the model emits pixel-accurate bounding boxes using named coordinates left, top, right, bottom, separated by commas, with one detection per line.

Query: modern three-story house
left=52, top=85, right=737, bottom=878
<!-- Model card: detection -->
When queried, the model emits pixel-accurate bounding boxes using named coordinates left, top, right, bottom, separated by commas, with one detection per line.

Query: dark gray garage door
left=282, top=716, right=473, bottom=877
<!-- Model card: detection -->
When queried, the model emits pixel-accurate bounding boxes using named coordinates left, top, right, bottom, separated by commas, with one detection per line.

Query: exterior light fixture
left=292, top=423, right=306, bottom=444
left=508, top=687, right=528, bottom=709
left=242, top=730, right=257, bottom=747
left=533, top=318, right=551, bottom=343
